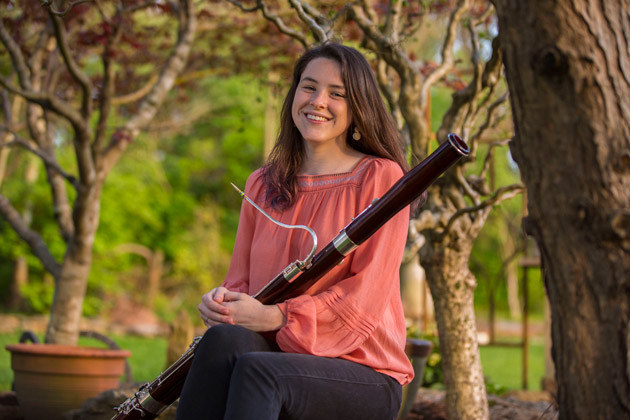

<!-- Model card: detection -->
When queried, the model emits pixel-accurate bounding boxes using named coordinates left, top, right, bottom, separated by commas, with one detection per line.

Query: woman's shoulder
left=243, top=167, right=267, bottom=197
left=360, top=156, right=404, bottom=181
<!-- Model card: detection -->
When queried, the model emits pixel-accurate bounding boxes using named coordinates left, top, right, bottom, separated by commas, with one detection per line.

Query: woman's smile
left=292, top=57, right=352, bottom=149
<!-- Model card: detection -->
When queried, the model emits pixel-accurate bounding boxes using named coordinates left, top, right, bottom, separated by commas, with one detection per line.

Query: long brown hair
left=262, top=42, right=408, bottom=210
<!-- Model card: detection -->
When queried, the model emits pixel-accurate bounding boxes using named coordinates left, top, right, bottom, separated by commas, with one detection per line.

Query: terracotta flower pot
left=6, top=343, right=131, bottom=420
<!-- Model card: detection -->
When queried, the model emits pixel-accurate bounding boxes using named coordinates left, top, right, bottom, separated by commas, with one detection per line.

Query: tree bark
left=493, top=1, right=630, bottom=418
left=423, top=232, right=488, bottom=420
left=45, top=182, right=103, bottom=345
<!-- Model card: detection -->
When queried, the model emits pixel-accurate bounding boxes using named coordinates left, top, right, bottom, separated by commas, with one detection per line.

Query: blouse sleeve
left=275, top=161, right=409, bottom=357
left=220, top=170, right=262, bottom=293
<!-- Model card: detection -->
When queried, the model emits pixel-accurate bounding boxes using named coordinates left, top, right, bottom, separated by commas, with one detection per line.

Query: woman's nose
left=309, top=91, right=326, bottom=108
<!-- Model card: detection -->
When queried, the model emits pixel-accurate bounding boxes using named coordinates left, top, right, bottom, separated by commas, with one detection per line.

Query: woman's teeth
left=307, top=114, right=328, bottom=122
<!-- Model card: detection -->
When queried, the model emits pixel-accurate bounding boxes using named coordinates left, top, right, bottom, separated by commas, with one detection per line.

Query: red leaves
left=112, top=129, right=133, bottom=145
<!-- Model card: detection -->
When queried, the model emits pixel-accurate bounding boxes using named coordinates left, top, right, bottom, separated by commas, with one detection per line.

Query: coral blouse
left=222, top=155, right=414, bottom=385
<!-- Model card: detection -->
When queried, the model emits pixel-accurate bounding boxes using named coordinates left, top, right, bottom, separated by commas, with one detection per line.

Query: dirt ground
left=1, top=388, right=558, bottom=420
left=404, top=388, right=558, bottom=420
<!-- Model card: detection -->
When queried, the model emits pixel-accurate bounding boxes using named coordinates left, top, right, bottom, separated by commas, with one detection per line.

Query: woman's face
left=291, top=57, right=352, bottom=150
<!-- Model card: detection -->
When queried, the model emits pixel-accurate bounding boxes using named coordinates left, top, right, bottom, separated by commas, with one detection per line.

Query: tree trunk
left=9, top=256, right=27, bottom=310
left=45, top=250, right=92, bottom=344
left=400, top=255, right=425, bottom=330
left=494, top=1, right=630, bottom=418
left=424, top=243, right=489, bottom=420
left=45, top=184, right=102, bottom=345
left=0, top=147, right=9, bottom=186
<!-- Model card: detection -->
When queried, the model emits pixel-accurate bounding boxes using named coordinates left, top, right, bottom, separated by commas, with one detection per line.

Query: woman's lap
left=176, top=324, right=401, bottom=420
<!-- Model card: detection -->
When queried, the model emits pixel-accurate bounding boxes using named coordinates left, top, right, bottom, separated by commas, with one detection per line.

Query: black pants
left=175, top=324, right=402, bottom=420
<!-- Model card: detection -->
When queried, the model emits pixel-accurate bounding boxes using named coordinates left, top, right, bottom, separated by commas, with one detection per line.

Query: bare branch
left=101, top=0, right=196, bottom=174
left=347, top=4, right=414, bottom=71
left=226, top=0, right=309, bottom=48
left=412, top=208, right=439, bottom=233
left=400, top=4, right=426, bottom=41
left=357, top=0, right=378, bottom=22
left=43, top=0, right=94, bottom=16
left=441, top=183, right=525, bottom=235
left=375, top=59, right=403, bottom=129
left=122, top=0, right=158, bottom=14
left=48, top=12, right=93, bottom=119
left=0, top=193, right=62, bottom=278
left=111, top=73, right=159, bottom=105
left=0, top=127, right=78, bottom=187
left=402, top=232, right=425, bottom=263
left=384, top=0, right=403, bottom=44
left=0, top=20, right=33, bottom=90
left=471, top=3, right=495, bottom=27
left=456, top=162, right=480, bottom=204
left=458, top=21, right=485, bottom=139
left=304, top=1, right=343, bottom=27
left=0, top=77, right=87, bottom=133
left=226, top=0, right=260, bottom=13
left=437, top=35, right=504, bottom=154
left=421, top=0, right=472, bottom=99
left=288, top=0, right=328, bottom=42
left=471, top=92, right=509, bottom=147
left=258, top=0, right=309, bottom=48
left=478, top=137, right=510, bottom=181
left=94, top=23, right=124, bottom=154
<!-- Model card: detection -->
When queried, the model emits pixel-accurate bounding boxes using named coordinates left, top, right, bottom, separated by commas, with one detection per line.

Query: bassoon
left=111, top=133, right=469, bottom=420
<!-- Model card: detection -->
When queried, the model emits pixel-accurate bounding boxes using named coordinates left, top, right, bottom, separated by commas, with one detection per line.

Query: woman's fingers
left=198, top=287, right=234, bottom=326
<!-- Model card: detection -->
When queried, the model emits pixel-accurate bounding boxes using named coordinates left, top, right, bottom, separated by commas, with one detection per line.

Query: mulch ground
left=404, top=389, right=557, bottom=420
left=1, top=388, right=558, bottom=420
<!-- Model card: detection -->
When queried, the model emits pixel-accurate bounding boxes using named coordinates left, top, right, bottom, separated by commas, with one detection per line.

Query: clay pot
left=5, top=343, right=130, bottom=420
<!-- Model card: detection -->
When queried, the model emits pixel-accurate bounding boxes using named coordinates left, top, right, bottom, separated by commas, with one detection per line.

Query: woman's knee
left=197, top=324, right=270, bottom=359
left=232, top=352, right=279, bottom=390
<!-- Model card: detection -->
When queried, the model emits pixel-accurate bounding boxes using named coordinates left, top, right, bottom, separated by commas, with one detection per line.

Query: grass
left=480, top=337, right=546, bottom=392
left=1, top=332, right=546, bottom=393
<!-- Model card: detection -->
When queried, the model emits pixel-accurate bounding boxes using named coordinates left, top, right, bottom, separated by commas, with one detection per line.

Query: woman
left=176, top=42, right=414, bottom=420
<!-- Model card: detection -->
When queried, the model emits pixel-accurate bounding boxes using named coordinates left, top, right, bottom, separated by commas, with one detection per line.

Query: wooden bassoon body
left=111, top=133, right=469, bottom=420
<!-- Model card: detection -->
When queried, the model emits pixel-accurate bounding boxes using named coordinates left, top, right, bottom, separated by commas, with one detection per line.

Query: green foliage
left=485, top=376, right=508, bottom=396
left=0, top=74, right=266, bottom=320
left=407, top=327, right=444, bottom=389
left=424, top=343, right=444, bottom=389
left=467, top=144, right=547, bottom=318
left=19, top=277, right=54, bottom=314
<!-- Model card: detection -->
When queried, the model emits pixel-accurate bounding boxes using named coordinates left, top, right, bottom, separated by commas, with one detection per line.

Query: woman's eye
left=332, top=92, right=345, bottom=98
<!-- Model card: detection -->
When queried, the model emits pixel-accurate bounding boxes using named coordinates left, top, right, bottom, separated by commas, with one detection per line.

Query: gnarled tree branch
left=0, top=128, right=78, bottom=187
left=0, top=194, right=62, bottom=278
left=440, top=183, right=525, bottom=236
left=288, top=0, right=329, bottom=43
left=227, top=0, right=309, bottom=48
left=101, top=0, right=196, bottom=175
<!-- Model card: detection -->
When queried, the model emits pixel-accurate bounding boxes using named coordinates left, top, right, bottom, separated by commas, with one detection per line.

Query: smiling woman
left=291, top=57, right=356, bottom=171
left=175, top=42, right=413, bottom=420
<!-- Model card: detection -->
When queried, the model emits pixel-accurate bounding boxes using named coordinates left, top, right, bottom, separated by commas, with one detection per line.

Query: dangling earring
left=352, top=126, right=362, bottom=141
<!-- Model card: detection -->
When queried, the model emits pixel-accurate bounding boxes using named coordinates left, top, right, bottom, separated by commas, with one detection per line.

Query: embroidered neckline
left=297, top=156, right=375, bottom=189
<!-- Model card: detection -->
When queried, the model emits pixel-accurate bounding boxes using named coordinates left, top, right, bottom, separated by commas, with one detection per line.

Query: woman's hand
left=198, top=288, right=286, bottom=331
left=198, top=287, right=234, bottom=328
left=223, top=291, right=286, bottom=332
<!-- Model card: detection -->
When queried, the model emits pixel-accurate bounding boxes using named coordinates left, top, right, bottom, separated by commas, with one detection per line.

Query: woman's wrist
left=264, top=304, right=287, bottom=331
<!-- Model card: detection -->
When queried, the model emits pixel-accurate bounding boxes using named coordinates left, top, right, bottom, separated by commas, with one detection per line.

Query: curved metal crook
left=231, top=183, right=318, bottom=270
